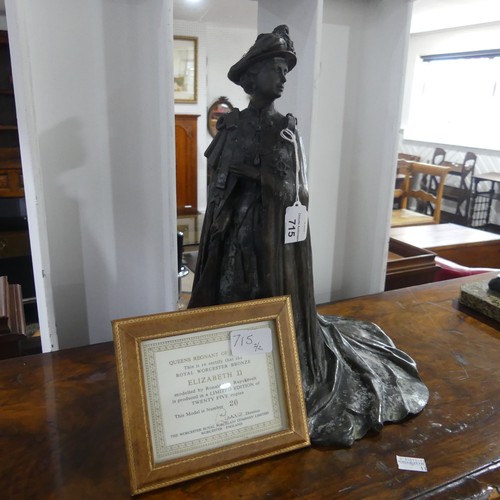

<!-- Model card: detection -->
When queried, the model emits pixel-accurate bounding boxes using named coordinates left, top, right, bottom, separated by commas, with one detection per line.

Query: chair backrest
left=462, top=151, right=477, bottom=177
left=398, top=153, right=421, bottom=162
left=396, top=162, right=451, bottom=224
left=441, top=152, right=477, bottom=190
left=432, top=147, right=446, bottom=165
left=394, top=160, right=411, bottom=202
left=454, top=151, right=477, bottom=189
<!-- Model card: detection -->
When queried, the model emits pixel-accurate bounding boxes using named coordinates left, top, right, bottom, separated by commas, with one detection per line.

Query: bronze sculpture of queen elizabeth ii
left=189, top=25, right=429, bottom=447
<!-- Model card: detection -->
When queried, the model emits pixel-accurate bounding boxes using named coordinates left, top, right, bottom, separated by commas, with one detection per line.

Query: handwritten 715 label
left=230, top=328, right=273, bottom=356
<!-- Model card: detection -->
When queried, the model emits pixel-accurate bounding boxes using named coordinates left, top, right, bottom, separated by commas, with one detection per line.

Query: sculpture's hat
left=228, top=25, right=296, bottom=85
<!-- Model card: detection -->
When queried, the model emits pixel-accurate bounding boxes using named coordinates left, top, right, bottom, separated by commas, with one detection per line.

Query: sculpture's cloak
left=189, top=106, right=429, bottom=447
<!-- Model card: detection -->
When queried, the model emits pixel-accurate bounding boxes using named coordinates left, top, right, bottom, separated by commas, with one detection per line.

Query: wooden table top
left=390, top=223, right=500, bottom=251
left=1, top=273, right=499, bottom=498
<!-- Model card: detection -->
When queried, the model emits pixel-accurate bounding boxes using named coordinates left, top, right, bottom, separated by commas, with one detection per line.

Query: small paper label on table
left=284, top=203, right=308, bottom=244
left=230, top=327, right=272, bottom=356
left=396, top=455, right=428, bottom=472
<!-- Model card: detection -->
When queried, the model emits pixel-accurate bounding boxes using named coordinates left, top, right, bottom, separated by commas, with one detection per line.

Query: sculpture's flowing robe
left=189, top=105, right=429, bottom=446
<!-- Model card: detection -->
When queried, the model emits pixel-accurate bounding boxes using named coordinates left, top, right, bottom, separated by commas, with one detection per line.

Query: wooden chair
left=420, top=147, right=446, bottom=211
left=392, top=162, right=451, bottom=227
left=441, top=152, right=477, bottom=224
left=431, top=147, right=446, bottom=165
left=394, top=155, right=421, bottom=207
left=398, top=153, right=421, bottom=162
left=394, top=158, right=412, bottom=209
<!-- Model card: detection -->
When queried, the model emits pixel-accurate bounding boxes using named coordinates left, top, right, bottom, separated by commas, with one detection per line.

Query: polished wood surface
left=1, top=274, right=499, bottom=498
left=391, top=207, right=436, bottom=227
left=391, top=223, right=500, bottom=268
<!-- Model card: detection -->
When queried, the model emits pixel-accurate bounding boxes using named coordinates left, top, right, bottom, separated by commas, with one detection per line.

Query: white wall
left=6, top=0, right=178, bottom=350
left=309, top=0, right=413, bottom=302
left=400, top=22, right=500, bottom=225
left=205, top=25, right=256, bottom=113
left=257, top=0, right=323, bottom=159
left=204, top=22, right=257, bottom=208
left=4, top=0, right=415, bottom=350
left=173, top=19, right=209, bottom=212
left=173, top=0, right=258, bottom=213
left=174, top=18, right=258, bottom=213
left=255, top=0, right=411, bottom=303
left=308, top=20, right=347, bottom=304
left=173, top=1, right=412, bottom=306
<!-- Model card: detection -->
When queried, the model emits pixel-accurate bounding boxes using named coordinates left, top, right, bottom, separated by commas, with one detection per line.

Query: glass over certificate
left=141, top=320, right=288, bottom=463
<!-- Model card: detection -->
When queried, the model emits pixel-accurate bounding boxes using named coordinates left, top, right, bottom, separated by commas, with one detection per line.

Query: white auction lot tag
left=284, top=203, right=308, bottom=244
left=230, top=327, right=273, bottom=356
left=396, top=455, right=428, bottom=472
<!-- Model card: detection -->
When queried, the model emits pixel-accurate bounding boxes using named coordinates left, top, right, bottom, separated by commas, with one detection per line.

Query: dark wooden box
left=385, top=238, right=438, bottom=291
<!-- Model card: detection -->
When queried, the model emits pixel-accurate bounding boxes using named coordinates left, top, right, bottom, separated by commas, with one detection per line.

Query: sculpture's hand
left=228, top=164, right=260, bottom=180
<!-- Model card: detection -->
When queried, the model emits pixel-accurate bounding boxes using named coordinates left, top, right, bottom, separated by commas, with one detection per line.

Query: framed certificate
left=113, top=296, right=309, bottom=495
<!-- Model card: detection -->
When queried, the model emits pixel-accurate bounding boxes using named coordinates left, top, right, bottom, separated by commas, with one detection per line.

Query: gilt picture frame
left=173, top=36, right=198, bottom=103
left=113, top=296, right=310, bottom=495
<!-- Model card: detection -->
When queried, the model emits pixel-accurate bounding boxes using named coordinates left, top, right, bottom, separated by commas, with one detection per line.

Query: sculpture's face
left=252, top=57, right=289, bottom=100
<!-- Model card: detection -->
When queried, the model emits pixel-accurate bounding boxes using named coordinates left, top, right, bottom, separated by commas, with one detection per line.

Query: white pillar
left=257, top=0, right=324, bottom=158
left=6, top=0, right=178, bottom=349
left=258, top=0, right=413, bottom=303
left=310, top=0, right=413, bottom=302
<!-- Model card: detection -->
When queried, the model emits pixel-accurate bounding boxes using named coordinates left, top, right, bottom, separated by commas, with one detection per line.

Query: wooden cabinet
left=175, top=114, right=198, bottom=215
left=0, top=31, right=37, bottom=328
left=0, top=31, right=23, bottom=198
left=0, top=148, right=23, bottom=197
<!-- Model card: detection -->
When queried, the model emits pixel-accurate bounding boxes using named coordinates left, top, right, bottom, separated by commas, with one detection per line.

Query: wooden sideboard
left=0, top=273, right=499, bottom=498
left=390, top=223, right=500, bottom=268
left=175, top=114, right=199, bottom=215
